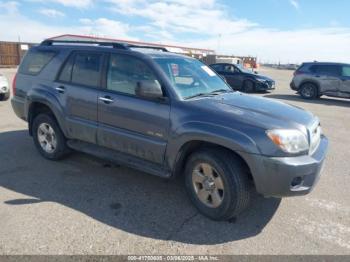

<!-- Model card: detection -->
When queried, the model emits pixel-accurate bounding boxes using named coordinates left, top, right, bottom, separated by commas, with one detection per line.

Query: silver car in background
left=290, top=62, right=350, bottom=99
left=0, top=74, right=10, bottom=101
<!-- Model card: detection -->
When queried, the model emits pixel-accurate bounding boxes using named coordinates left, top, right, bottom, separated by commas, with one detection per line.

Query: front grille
left=309, top=119, right=321, bottom=155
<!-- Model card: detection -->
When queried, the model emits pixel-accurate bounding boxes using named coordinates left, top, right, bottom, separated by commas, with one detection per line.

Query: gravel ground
left=0, top=67, right=349, bottom=255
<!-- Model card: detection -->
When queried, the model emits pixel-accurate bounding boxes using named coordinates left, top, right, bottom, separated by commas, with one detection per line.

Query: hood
left=244, top=72, right=273, bottom=81
left=190, top=92, right=314, bottom=130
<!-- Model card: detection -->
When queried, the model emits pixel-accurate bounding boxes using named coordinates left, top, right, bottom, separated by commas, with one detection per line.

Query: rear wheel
left=32, top=113, right=69, bottom=160
left=300, top=83, right=318, bottom=99
left=242, top=80, right=255, bottom=93
left=185, top=149, right=251, bottom=221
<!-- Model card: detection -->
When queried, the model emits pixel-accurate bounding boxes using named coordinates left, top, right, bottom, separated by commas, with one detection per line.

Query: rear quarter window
left=19, top=49, right=56, bottom=75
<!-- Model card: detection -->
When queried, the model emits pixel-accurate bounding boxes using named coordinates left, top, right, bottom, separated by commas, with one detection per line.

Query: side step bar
left=67, top=140, right=171, bottom=179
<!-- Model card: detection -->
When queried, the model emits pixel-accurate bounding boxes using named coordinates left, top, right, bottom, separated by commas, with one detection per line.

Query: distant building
left=1, top=34, right=261, bottom=68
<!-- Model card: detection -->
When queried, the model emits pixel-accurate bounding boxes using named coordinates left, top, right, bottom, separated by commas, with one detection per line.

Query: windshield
left=237, top=64, right=254, bottom=74
left=154, top=57, right=232, bottom=99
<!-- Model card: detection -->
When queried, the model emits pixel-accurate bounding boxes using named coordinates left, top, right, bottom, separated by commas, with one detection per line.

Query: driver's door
left=97, top=53, right=170, bottom=164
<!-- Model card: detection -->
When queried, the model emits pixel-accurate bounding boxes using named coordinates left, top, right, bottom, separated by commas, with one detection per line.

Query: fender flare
left=26, top=86, right=67, bottom=137
left=166, top=121, right=261, bottom=173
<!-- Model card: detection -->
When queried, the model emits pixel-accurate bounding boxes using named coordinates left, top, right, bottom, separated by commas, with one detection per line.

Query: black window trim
left=19, top=48, right=58, bottom=76
left=102, top=52, right=169, bottom=103
left=56, top=50, right=106, bottom=90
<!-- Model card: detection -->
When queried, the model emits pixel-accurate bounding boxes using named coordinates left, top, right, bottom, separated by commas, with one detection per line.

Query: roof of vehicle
left=302, top=62, right=350, bottom=66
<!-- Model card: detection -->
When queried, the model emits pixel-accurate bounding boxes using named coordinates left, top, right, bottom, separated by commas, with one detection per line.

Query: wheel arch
left=171, top=140, right=255, bottom=186
left=299, top=80, right=321, bottom=94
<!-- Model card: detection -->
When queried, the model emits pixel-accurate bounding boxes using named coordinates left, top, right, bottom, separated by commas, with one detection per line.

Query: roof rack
left=128, top=44, right=168, bottom=52
left=40, top=39, right=129, bottom=50
left=40, top=39, right=168, bottom=52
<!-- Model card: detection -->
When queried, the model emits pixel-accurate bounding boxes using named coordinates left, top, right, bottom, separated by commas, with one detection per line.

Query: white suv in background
left=0, top=74, right=10, bottom=101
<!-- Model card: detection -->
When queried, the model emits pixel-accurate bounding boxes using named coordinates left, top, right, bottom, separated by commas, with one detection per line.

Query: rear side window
left=71, top=53, right=102, bottom=87
left=58, top=55, right=75, bottom=82
left=19, top=50, right=56, bottom=75
left=310, top=65, right=340, bottom=76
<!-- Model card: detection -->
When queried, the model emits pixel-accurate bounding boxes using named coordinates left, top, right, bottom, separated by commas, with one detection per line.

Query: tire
left=300, top=83, right=318, bottom=99
left=32, top=113, right=69, bottom=160
left=0, top=92, right=10, bottom=101
left=242, top=80, right=255, bottom=93
left=184, top=149, right=251, bottom=221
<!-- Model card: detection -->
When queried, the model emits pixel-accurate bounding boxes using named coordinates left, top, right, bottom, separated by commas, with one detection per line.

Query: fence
left=0, top=41, right=35, bottom=67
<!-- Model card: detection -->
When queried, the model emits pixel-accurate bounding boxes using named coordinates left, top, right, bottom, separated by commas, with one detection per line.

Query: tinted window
left=71, top=53, right=102, bottom=87
left=58, top=54, right=75, bottom=82
left=223, top=64, right=239, bottom=73
left=210, top=64, right=223, bottom=71
left=310, top=65, right=340, bottom=76
left=342, top=66, right=350, bottom=77
left=107, top=54, right=160, bottom=96
left=20, top=50, right=56, bottom=75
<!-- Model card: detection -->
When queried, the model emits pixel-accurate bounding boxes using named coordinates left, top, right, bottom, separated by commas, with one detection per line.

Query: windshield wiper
left=209, top=89, right=232, bottom=95
left=185, top=89, right=233, bottom=100
left=184, top=93, right=214, bottom=100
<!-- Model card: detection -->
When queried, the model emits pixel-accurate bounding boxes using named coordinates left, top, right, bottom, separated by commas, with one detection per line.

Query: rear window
left=19, top=49, right=56, bottom=75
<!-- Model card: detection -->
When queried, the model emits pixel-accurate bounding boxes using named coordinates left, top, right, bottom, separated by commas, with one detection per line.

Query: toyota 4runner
left=11, top=39, right=328, bottom=220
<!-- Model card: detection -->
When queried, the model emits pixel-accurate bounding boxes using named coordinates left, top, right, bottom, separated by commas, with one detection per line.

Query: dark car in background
left=291, top=62, right=350, bottom=99
left=210, top=63, right=275, bottom=92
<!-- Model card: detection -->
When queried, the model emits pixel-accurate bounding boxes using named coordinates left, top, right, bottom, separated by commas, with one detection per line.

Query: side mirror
left=254, top=71, right=259, bottom=74
left=135, top=80, right=164, bottom=99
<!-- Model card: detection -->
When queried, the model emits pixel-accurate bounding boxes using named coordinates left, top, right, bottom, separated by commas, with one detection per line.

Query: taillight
left=294, top=71, right=303, bottom=77
left=12, top=74, right=17, bottom=96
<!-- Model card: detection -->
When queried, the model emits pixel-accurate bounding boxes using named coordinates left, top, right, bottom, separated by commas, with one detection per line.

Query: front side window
left=107, top=54, right=160, bottom=96
left=19, top=50, right=56, bottom=75
left=342, top=66, right=350, bottom=77
left=71, top=53, right=102, bottom=87
left=155, top=57, right=232, bottom=99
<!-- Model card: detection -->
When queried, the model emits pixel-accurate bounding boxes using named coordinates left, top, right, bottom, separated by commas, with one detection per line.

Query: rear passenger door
left=55, top=51, right=104, bottom=144
left=97, top=53, right=170, bottom=165
left=311, top=65, right=341, bottom=92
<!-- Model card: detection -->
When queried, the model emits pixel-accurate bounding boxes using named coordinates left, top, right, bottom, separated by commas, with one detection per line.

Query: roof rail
left=40, top=39, right=129, bottom=50
left=128, top=44, right=168, bottom=52
left=40, top=39, right=169, bottom=52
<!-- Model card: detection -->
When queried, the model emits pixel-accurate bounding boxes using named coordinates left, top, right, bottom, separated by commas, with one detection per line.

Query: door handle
left=55, top=86, right=65, bottom=93
left=99, top=96, right=114, bottom=104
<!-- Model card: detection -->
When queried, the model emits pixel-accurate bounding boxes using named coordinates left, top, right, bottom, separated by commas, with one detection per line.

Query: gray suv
left=291, top=62, right=350, bottom=99
left=11, top=39, right=328, bottom=220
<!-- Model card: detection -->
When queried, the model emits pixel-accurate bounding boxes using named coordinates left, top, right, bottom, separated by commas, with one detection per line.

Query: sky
left=0, top=0, right=350, bottom=63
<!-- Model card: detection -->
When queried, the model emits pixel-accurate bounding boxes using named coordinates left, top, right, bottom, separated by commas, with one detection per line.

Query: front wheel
left=32, top=113, right=69, bottom=160
left=185, top=149, right=251, bottom=221
left=242, top=80, right=255, bottom=93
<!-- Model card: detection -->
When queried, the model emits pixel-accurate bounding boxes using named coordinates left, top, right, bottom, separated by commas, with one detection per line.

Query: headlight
left=256, top=78, right=266, bottom=82
left=266, top=129, right=309, bottom=154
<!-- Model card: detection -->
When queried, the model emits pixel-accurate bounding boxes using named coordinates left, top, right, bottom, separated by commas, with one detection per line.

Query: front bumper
left=0, top=85, right=9, bottom=94
left=242, top=135, right=328, bottom=197
left=256, top=81, right=275, bottom=91
left=290, top=81, right=298, bottom=91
